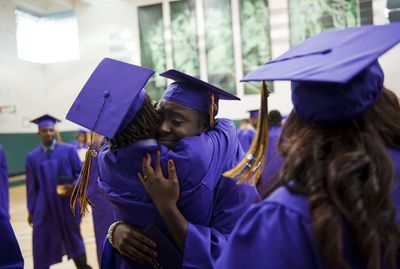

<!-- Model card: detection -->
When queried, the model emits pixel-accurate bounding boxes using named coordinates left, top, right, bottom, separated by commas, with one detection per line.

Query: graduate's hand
left=139, top=153, right=188, bottom=251
left=28, top=213, right=33, bottom=226
left=56, top=184, right=74, bottom=197
left=139, top=151, right=180, bottom=211
left=113, top=222, right=158, bottom=264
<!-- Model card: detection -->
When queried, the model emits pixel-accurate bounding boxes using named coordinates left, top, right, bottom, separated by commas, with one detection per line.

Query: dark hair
left=265, top=89, right=400, bottom=269
left=369, top=87, right=400, bottom=150
left=108, top=93, right=159, bottom=150
left=199, top=110, right=211, bottom=131
left=268, top=110, right=282, bottom=127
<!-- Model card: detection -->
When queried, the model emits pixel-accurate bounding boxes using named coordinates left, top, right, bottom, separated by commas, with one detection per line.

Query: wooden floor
left=9, top=184, right=100, bottom=269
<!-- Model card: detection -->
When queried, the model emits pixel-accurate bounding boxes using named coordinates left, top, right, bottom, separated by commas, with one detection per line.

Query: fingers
left=168, top=159, right=178, bottom=183
left=155, top=150, right=161, bottom=174
left=114, top=224, right=157, bottom=264
left=119, top=245, right=152, bottom=264
left=142, top=153, right=154, bottom=176
left=138, top=173, right=146, bottom=190
left=132, top=228, right=157, bottom=249
left=120, top=237, right=157, bottom=264
left=138, top=173, right=152, bottom=192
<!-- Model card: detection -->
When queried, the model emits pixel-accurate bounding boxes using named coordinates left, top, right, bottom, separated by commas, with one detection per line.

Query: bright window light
left=15, top=9, right=80, bottom=64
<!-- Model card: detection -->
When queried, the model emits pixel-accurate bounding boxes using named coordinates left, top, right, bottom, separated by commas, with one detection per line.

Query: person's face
left=157, top=100, right=206, bottom=149
left=38, top=126, right=55, bottom=146
left=250, top=117, right=258, bottom=129
left=77, top=133, right=86, bottom=144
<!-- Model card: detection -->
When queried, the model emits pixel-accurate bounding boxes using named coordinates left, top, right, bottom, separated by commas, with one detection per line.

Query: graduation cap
left=66, top=57, right=155, bottom=139
left=31, top=114, right=63, bottom=142
left=248, top=109, right=259, bottom=118
left=160, top=69, right=240, bottom=127
left=242, top=22, right=400, bottom=123
left=66, top=57, right=154, bottom=215
left=78, top=128, right=88, bottom=134
left=31, top=114, right=61, bottom=128
left=225, top=22, right=400, bottom=185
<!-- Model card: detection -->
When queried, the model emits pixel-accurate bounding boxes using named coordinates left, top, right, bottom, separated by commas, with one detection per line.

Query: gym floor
left=9, top=180, right=99, bottom=269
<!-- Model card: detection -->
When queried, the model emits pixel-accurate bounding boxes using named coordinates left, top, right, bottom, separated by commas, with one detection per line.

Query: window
left=288, top=0, right=373, bottom=46
left=137, top=0, right=272, bottom=99
left=15, top=9, right=79, bottom=64
left=239, top=0, right=271, bottom=94
left=138, top=4, right=166, bottom=100
left=203, top=0, right=236, bottom=93
left=170, top=0, right=200, bottom=76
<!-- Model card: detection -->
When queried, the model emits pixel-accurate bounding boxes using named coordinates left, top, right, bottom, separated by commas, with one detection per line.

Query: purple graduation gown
left=0, top=206, right=24, bottom=269
left=259, top=126, right=284, bottom=188
left=0, top=146, right=9, bottom=218
left=217, top=148, right=400, bottom=269
left=70, top=139, right=88, bottom=150
left=87, top=141, right=115, bottom=265
left=237, top=125, right=256, bottom=152
left=98, top=119, right=259, bottom=269
left=25, top=142, right=86, bottom=269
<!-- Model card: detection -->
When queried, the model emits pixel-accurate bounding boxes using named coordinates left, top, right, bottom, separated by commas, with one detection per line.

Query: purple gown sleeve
left=68, top=145, right=83, bottom=184
left=25, top=156, right=37, bottom=215
left=180, top=119, right=260, bottom=268
left=0, top=207, right=24, bottom=268
left=183, top=178, right=259, bottom=268
left=216, top=201, right=321, bottom=269
left=0, top=147, right=9, bottom=217
left=238, top=129, right=255, bottom=152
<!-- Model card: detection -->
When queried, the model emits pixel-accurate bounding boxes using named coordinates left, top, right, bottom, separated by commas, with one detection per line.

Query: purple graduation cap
left=31, top=114, right=61, bottom=128
left=160, top=69, right=240, bottom=115
left=242, top=22, right=400, bottom=123
left=78, top=128, right=88, bottom=134
left=248, top=109, right=259, bottom=118
left=66, top=58, right=155, bottom=138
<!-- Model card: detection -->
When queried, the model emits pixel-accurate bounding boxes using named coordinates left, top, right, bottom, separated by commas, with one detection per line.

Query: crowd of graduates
left=1, top=22, right=400, bottom=269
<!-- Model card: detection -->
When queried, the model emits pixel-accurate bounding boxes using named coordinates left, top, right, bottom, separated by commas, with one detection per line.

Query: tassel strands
left=70, top=93, right=108, bottom=215
left=55, top=124, right=63, bottom=143
left=70, top=133, right=97, bottom=215
left=223, top=81, right=270, bottom=185
left=209, top=94, right=215, bottom=128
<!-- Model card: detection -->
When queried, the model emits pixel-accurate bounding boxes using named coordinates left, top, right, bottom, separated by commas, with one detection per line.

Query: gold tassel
left=209, top=94, right=215, bottom=128
left=86, top=131, right=91, bottom=144
left=70, top=132, right=98, bottom=215
left=223, top=81, right=270, bottom=185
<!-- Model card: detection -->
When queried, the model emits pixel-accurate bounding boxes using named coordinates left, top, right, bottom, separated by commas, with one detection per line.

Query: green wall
left=0, top=131, right=76, bottom=175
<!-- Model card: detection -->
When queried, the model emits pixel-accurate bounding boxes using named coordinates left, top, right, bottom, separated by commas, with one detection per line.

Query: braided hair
left=109, top=93, right=160, bottom=150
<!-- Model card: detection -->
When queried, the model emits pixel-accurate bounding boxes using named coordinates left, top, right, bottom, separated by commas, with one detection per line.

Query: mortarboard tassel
left=70, top=93, right=108, bottom=215
left=70, top=132, right=97, bottom=215
left=209, top=94, right=215, bottom=128
left=223, top=81, right=270, bottom=185
left=86, top=131, right=91, bottom=145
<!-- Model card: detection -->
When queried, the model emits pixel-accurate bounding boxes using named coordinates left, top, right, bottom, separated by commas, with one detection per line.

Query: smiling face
left=156, top=100, right=207, bottom=149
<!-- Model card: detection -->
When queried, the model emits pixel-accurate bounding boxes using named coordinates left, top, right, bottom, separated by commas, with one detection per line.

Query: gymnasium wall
left=0, top=0, right=399, bottom=175
left=0, top=131, right=76, bottom=175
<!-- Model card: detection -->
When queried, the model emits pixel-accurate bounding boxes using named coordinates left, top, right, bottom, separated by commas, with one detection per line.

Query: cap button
left=103, top=90, right=110, bottom=98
